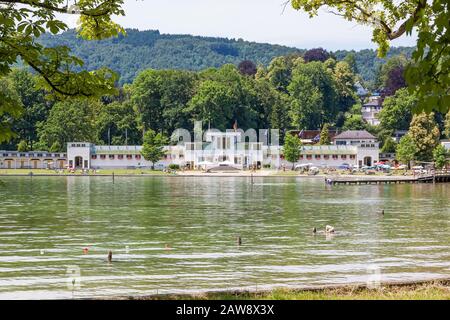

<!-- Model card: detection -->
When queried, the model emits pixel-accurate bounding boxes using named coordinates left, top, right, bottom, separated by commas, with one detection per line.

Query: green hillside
left=38, top=29, right=414, bottom=85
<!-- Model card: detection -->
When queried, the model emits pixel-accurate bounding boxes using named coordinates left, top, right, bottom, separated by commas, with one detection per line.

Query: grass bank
left=128, top=279, right=450, bottom=300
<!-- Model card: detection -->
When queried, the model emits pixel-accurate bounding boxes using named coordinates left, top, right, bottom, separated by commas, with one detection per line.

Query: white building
left=441, top=140, right=450, bottom=151
left=280, top=130, right=380, bottom=168
left=66, top=131, right=272, bottom=170
left=66, top=142, right=185, bottom=169
left=183, top=131, right=266, bottom=169
left=1, top=130, right=379, bottom=171
left=0, top=150, right=66, bottom=169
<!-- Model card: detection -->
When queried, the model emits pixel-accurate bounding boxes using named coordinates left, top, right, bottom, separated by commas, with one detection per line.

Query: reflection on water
left=0, top=176, right=449, bottom=299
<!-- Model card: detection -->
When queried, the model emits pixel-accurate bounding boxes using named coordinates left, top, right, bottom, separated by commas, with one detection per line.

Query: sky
left=66, top=0, right=417, bottom=50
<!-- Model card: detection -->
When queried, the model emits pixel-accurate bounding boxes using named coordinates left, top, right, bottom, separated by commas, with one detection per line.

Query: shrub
left=169, top=164, right=180, bottom=170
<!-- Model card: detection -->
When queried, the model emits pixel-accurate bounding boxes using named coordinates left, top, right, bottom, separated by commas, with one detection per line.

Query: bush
left=169, top=164, right=180, bottom=170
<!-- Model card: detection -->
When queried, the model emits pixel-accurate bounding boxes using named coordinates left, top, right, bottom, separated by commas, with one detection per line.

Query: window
left=2, top=153, right=8, bottom=157
left=332, top=155, right=338, bottom=160
left=315, top=155, right=321, bottom=159
left=299, top=155, right=304, bottom=159
left=350, top=155, right=356, bottom=160
left=91, top=155, right=97, bottom=160
left=118, top=155, right=124, bottom=160
left=100, top=155, right=106, bottom=159
left=306, top=155, right=312, bottom=160
left=341, top=155, right=347, bottom=160
left=109, top=155, right=115, bottom=159
left=126, top=155, right=133, bottom=159
left=324, top=155, right=330, bottom=160
left=135, top=155, right=141, bottom=160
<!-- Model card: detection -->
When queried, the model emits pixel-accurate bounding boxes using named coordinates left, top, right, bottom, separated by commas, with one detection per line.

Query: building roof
left=290, top=129, right=340, bottom=140
left=333, top=130, right=376, bottom=140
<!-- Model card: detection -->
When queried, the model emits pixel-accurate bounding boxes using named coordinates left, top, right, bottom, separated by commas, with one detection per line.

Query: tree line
left=1, top=52, right=449, bottom=166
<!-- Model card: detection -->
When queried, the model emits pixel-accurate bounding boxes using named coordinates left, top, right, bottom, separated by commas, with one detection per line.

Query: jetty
left=329, top=172, right=450, bottom=185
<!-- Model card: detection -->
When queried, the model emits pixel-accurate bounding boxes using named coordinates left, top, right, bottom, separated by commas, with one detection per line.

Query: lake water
left=0, top=176, right=448, bottom=299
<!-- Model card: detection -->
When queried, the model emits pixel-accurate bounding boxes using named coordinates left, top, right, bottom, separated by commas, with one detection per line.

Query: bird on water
left=107, top=251, right=112, bottom=263
left=236, top=236, right=242, bottom=246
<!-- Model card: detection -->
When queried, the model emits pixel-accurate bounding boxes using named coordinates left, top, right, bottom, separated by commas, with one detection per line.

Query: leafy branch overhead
left=0, top=0, right=125, bottom=98
left=290, top=0, right=449, bottom=114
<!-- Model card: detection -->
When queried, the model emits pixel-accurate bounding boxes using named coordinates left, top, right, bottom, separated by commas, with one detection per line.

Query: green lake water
left=0, top=176, right=448, bottom=299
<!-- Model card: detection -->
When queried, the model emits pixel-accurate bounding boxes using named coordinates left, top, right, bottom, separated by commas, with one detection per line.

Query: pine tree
left=319, top=123, right=331, bottom=145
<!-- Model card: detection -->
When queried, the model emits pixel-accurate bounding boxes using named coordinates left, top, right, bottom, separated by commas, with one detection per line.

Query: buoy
left=107, top=250, right=112, bottom=262
left=83, top=247, right=89, bottom=254
left=237, top=236, right=242, bottom=246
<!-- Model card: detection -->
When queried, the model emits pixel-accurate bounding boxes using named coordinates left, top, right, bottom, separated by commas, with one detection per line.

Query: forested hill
left=39, top=29, right=414, bottom=85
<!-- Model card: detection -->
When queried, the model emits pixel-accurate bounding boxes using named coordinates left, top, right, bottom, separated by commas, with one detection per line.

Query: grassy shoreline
left=122, top=279, right=450, bottom=300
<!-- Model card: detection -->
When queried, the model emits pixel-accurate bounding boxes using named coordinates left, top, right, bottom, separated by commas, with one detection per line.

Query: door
left=75, top=156, right=83, bottom=168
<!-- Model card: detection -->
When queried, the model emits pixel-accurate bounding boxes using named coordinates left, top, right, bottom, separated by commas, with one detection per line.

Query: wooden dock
left=329, top=173, right=450, bottom=185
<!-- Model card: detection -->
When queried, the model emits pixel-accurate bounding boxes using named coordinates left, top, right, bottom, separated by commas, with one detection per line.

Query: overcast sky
left=67, top=0, right=417, bottom=50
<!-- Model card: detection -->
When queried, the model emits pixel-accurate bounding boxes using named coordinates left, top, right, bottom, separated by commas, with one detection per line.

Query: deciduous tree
left=303, top=48, right=330, bottom=63
left=378, top=88, right=415, bottom=132
left=0, top=0, right=125, bottom=99
left=141, top=129, right=168, bottom=170
left=408, top=112, right=440, bottom=161
left=290, top=0, right=449, bottom=114
left=37, top=99, right=98, bottom=149
left=396, top=134, right=417, bottom=168
left=288, top=61, right=336, bottom=129
left=0, top=75, right=23, bottom=143
left=283, top=133, right=302, bottom=169
left=433, top=144, right=448, bottom=169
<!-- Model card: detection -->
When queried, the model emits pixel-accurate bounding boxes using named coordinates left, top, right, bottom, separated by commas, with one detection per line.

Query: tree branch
left=0, top=0, right=116, bottom=17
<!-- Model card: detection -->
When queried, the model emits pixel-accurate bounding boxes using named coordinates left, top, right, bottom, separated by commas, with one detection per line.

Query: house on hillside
left=361, top=96, right=383, bottom=126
